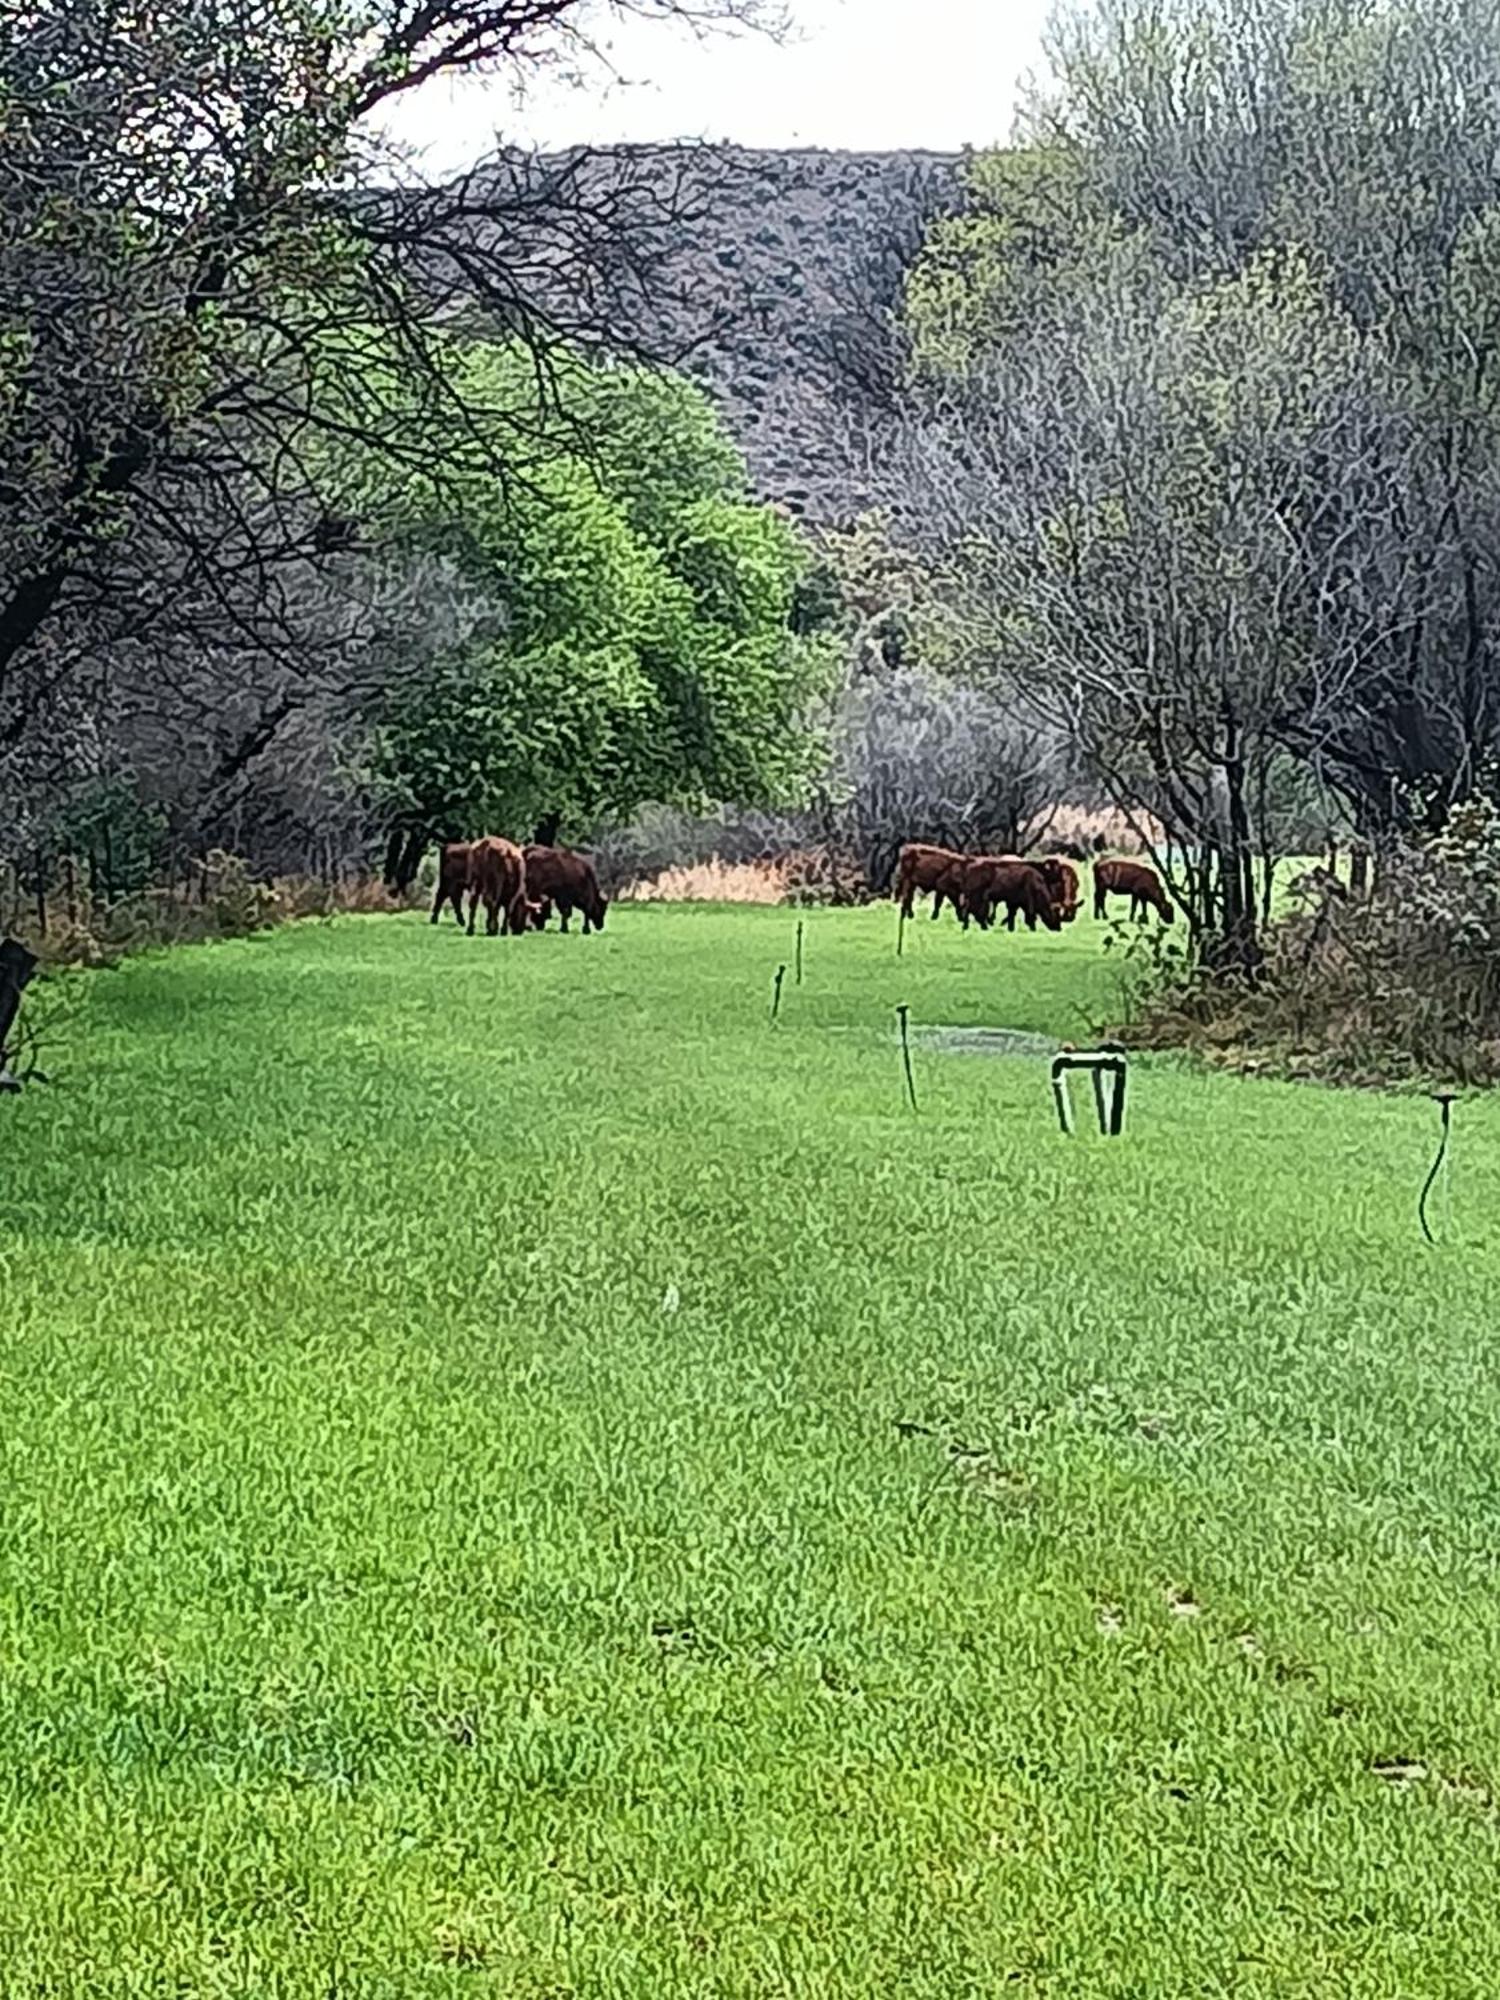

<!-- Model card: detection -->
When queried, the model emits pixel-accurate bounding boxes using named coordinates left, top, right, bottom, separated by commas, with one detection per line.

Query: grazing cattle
left=431, top=841, right=474, bottom=926
left=522, top=845, right=608, bottom=933
left=1094, top=858, right=1175, bottom=924
left=960, top=853, right=1070, bottom=931
left=963, top=857, right=1063, bottom=933
left=466, top=836, right=529, bottom=936
left=893, top=843, right=970, bottom=924
left=1033, top=857, right=1080, bottom=923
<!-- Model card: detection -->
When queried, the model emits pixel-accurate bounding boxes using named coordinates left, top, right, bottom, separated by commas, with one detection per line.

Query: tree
left=358, top=341, right=835, bottom=881
left=895, top=0, right=1500, bottom=963
left=0, top=0, right=779, bottom=765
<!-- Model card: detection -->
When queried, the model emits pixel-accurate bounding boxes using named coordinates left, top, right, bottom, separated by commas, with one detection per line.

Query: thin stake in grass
left=771, top=964, right=786, bottom=1023
left=896, top=1003, right=918, bottom=1111
left=795, top=919, right=805, bottom=986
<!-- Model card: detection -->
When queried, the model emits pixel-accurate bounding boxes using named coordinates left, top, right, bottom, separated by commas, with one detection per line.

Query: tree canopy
left=897, top=0, right=1500, bottom=963
left=357, top=343, right=834, bottom=865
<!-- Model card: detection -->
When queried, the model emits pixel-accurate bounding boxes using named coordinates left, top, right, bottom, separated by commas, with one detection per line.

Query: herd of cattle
left=428, top=832, right=1174, bottom=940
left=893, top=843, right=1175, bottom=931
left=430, top=837, right=608, bottom=936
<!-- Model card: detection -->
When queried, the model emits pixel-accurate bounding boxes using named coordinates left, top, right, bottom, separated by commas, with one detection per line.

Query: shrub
left=1122, top=799, right=1500, bottom=1086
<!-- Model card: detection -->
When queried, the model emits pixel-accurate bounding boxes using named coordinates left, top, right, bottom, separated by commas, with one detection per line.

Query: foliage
left=0, top=851, right=411, bottom=969
left=1125, top=798, right=1500, bottom=1084
left=360, top=345, right=838, bottom=845
left=0, top=0, right=775, bottom=878
left=5, top=910, right=1500, bottom=1987
left=38, top=777, right=168, bottom=901
left=898, top=0, right=1500, bottom=973
left=827, top=665, right=1069, bottom=893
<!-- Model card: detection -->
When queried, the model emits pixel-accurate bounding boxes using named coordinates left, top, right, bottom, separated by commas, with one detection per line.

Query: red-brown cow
left=466, top=836, right=530, bottom=936
left=961, top=854, right=1070, bottom=931
left=1094, top=858, right=1174, bottom=924
left=893, top=842, right=970, bottom=924
left=1033, top=856, right=1080, bottom=923
left=963, top=857, right=1063, bottom=933
left=430, top=841, right=472, bottom=926
left=522, top=845, right=607, bottom=933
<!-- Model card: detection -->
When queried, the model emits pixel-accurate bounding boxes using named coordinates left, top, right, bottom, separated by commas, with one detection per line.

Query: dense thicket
left=0, top=0, right=816, bottom=895
left=898, top=0, right=1500, bottom=967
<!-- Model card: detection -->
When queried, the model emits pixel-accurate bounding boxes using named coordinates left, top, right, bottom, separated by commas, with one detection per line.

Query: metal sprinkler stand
left=1051, top=1045, right=1128, bottom=1136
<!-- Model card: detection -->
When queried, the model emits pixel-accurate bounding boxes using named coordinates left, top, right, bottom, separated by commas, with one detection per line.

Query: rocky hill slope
left=645, top=147, right=963, bottom=522
left=465, top=145, right=966, bottom=523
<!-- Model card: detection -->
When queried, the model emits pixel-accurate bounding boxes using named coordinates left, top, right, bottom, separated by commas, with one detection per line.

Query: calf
left=522, top=845, right=608, bottom=933
left=466, top=836, right=529, bottom=937
left=893, top=842, right=970, bottom=924
left=1094, top=858, right=1174, bottom=924
left=963, top=857, right=1063, bottom=933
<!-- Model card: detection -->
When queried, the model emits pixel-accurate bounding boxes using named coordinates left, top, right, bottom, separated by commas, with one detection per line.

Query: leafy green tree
left=361, top=344, right=835, bottom=879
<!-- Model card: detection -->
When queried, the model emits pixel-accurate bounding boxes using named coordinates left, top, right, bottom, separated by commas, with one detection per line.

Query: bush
left=2, top=854, right=413, bottom=971
left=1122, top=800, right=1500, bottom=1086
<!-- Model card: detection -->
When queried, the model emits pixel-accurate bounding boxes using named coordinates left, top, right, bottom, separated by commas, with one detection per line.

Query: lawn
left=3, top=903, right=1499, bottom=1996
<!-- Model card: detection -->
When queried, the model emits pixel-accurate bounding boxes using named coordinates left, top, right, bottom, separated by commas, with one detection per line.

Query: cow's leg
left=1134, top=895, right=1147, bottom=922
left=559, top=905, right=572, bottom=933
left=1094, top=883, right=1107, bottom=920
left=465, top=889, right=478, bottom=936
left=429, top=881, right=443, bottom=924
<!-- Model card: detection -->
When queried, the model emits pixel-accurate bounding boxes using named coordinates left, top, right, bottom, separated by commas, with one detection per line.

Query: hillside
left=462, top=144, right=966, bottom=523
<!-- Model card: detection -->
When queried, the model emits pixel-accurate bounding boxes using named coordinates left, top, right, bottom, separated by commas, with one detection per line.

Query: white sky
left=374, top=0, right=1053, bottom=177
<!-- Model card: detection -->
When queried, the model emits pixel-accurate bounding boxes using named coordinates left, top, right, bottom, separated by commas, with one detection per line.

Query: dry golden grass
left=1029, top=803, right=1164, bottom=854
left=617, top=859, right=792, bottom=903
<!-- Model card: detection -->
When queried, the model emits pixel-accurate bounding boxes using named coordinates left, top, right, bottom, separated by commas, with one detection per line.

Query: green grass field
left=4, top=904, right=1500, bottom=1996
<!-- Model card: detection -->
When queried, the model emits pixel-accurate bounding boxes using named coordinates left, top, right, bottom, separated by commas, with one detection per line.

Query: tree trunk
left=382, top=828, right=406, bottom=892
left=1212, top=724, right=1263, bottom=981
left=391, top=829, right=426, bottom=895
left=0, top=936, right=39, bottom=1081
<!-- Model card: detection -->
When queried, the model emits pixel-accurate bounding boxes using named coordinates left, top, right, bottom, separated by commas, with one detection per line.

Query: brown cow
left=1033, top=856, right=1080, bottom=922
left=961, top=854, right=1072, bottom=931
left=1094, top=858, right=1175, bottom=924
left=430, top=841, right=472, bottom=926
left=522, top=845, right=607, bottom=933
left=893, top=843, right=970, bottom=925
left=963, top=857, right=1063, bottom=933
left=466, top=836, right=530, bottom=936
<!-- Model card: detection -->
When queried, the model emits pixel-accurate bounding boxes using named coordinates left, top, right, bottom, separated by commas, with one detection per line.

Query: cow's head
left=590, top=893, right=608, bottom=931
left=528, top=897, right=553, bottom=930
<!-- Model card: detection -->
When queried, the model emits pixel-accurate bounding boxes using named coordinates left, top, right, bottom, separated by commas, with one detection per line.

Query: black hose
left=1419, top=1094, right=1455, bottom=1246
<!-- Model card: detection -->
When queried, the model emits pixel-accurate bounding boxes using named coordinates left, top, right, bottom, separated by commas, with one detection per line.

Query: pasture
left=3, top=904, right=1500, bottom=1995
